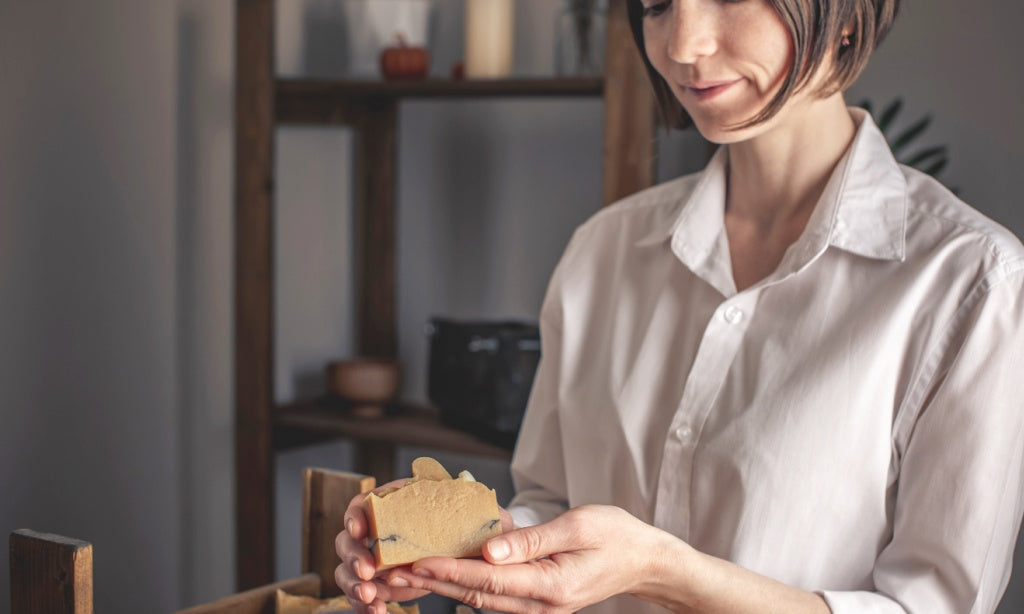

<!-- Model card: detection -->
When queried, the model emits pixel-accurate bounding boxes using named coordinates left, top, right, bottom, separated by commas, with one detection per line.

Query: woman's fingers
left=333, top=479, right=428, bottom=613
left=342, top=493, right=370, bottom=540
left=498, top=506, right=516, bottom=533
left=390, top=559, right=549, bottom=613
left=342, top=478, right=410, bottom=541
left=334, top=517, right=385, bottom=609
left=335, top=560, right=428, bottom=612
left=335, top=524, right=377, bottom=581
left=334, top=558, right=379, bottom=613
left=484, top=506, right=594, bottom=565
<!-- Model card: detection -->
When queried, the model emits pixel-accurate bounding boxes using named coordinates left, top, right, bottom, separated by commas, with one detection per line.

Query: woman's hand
left=384, top=504, right=672, bottom=614
left=334, top=481, right=517, bottom=614
left=334, top=479, right=429, bottom=614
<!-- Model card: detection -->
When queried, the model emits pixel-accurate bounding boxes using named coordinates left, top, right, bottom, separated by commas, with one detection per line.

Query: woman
left=336, top=0, right=1024, bottom=612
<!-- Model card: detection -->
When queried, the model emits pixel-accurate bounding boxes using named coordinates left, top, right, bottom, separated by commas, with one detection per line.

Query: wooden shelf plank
left=276, top=77, right=604, bottom=125
left=274, top=398, right=513, bottom=461
left=280, top=76, right=604, bottom=99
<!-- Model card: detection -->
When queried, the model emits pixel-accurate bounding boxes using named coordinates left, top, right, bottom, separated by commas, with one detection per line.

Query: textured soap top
left=363, top=457, right=503, bottom=570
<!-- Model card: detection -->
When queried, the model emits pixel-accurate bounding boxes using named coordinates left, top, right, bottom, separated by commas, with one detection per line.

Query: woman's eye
left=642, top=1, right=670, bottom=18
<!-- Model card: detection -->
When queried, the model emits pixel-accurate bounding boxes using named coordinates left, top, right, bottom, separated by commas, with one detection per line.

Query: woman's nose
left=666, top=5, right=718, bottom=64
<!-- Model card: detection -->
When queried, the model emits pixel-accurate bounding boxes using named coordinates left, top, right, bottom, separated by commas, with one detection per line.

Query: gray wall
left=2, top=0, right=1023, bottom=612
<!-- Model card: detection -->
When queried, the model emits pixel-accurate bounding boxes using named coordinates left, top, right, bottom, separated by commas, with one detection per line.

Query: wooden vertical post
left=353, top=100, right=399, bottom=360
left=351, top=99, right=399, bottom=485
left=235, top=0, right=276, bottom=591
left=301, top=469, right=376, bottom=596
left=602, top=0, right=657, bottom=206
left=354, top=443, right=397, bottom=485
left=9, top=530, right=93, bottom=614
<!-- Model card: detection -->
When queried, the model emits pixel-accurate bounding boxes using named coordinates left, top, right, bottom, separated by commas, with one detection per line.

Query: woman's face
left=640, top=0, right=797, bottom=143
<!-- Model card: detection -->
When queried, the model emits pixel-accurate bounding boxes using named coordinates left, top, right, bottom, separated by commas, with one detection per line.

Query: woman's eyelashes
left=643, top=0, right=746, bottom=20
left=642, top=1, right=671, bottom=18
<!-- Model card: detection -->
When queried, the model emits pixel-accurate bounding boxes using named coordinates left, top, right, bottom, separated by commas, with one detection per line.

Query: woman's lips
left=683, top=79, right=741, bottom=101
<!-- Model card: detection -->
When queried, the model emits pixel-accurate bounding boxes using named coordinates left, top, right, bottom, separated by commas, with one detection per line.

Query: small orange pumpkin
left=380, top=34, right=430, bottom=80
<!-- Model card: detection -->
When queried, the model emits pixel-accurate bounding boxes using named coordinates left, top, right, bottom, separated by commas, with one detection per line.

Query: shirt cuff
left=820, top=590, right=906, bottom=613
left=507, top=501, right=565, bottom=529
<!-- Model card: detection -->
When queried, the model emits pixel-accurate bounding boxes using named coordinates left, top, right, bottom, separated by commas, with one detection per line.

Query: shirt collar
left=825, top=107, right=907, bottom=262
left=653, top=108, right=908, bottom=293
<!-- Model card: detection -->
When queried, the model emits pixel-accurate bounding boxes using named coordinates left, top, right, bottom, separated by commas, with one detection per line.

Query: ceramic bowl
left=326, top=358, right=401, bottom=404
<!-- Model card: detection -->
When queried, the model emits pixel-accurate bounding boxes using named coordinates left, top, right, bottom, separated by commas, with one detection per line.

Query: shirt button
left=724, top=305, right=744, bottom=324
left=676, top=424, right=694, bottom=442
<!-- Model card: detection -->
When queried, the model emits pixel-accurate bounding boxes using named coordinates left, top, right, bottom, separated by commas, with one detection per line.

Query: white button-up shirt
left=508, top=110, right=1024, bottom=613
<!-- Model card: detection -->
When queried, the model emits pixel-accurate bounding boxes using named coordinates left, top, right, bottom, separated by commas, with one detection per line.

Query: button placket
left=654, top=295, right=756, bottom=538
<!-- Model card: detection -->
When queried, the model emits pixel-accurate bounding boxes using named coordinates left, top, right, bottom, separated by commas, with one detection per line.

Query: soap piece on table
left=275, top=589, right=419, bottom=613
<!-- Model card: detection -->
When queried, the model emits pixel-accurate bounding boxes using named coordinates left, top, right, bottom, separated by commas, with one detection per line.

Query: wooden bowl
left=326, top=358, right=400, bottom=404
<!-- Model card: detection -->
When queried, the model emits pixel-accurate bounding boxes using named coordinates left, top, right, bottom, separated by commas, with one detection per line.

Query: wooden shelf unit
left=234, top=0, right=656, bottom=590
left=274, top=399, right=512, bottom=461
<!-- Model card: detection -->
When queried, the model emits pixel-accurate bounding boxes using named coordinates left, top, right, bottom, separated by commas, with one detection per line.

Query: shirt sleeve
left=823, top=266, right=1024, bottom=613
left=506, top=244, right=574, bottom=529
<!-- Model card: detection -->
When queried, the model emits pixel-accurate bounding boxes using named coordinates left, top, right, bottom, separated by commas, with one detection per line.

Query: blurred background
left=2, top=0, right=1023, bottom=611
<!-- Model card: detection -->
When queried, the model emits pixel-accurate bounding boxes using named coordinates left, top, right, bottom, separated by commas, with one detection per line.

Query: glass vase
left=555, top=0, right=608, bottom=77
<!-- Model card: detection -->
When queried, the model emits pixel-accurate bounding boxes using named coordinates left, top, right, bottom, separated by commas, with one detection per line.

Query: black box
left=426, top=317, right=541, bottom=449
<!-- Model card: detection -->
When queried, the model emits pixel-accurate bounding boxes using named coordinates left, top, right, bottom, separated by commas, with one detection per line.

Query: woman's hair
left=627, top=0, right=901, bottom=130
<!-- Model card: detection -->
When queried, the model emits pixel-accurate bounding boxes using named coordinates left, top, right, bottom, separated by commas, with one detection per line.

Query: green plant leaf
left=877, top=98, right=904, bottom=133
left=921, top=157, right=949, bottom=177
left=903, top=145, right=948, bottom=168
left=890, top=115, right=932, bottom=157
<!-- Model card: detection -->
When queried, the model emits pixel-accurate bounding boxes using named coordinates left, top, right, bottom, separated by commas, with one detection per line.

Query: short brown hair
left=627, top=0, right=901, bottom=130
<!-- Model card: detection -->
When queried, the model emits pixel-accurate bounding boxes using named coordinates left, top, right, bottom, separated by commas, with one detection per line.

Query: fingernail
left=354, top=584, right=365, bottom=602
left=413, top=567, right=434, bottom=579
left=346, top=518, right=356, bottom=534
left=487, top=539, right=510, bottom=561
left=389, top=575, right=410, bottom=587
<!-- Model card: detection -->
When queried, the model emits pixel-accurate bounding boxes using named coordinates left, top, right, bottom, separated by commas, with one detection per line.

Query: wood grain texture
left=275, top=400, right=513, bottom=461
left=174, top=573, right=320, bottom=614
left=302, top=469, right=376, bottom=596
left=601, top=0, right=657, bottom=206
left=276, top=78, right=603, bottom=126
left=9, top=530, right=93, bottom=614
left=353, top=101, right=399, bottom=359
left=355, top=443, right=398, bottom=486
left=234, top=0, right=276, bottom=591
left=235, top=0, right=659, bottom=587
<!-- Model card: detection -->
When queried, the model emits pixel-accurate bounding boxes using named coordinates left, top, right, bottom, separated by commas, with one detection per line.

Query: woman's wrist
left=629, top=525, right=701, bottom=613
left=629, top=526, right=832, bottom=614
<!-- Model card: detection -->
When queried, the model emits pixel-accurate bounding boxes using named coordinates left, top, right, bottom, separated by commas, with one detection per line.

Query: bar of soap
left=275, top=589, right=419, bottom=613
left=363, top=457, right=503, bottom=570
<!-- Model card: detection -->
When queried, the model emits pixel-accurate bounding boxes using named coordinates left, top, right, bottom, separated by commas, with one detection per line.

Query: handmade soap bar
left=275, top=589, right=419, bottom=613
left=363, top=457, right=503, bottom=570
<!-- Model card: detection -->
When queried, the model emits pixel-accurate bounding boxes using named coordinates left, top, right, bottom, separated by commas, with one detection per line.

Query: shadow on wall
left=175, top=2, right=234, bottom=607
left=176, top=10, right=200, bottom=605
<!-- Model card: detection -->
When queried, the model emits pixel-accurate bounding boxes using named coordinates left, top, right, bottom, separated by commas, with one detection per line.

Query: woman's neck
left=722, top=94, right=856, bottom=291
left=725, top=94, right=856, bottom=232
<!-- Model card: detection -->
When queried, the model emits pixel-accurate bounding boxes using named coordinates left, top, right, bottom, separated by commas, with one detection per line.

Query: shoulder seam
left=893, top=260, right=1024, bottom=466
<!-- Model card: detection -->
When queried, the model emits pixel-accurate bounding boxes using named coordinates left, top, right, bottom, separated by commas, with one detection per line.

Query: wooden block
left=9, top=529, right=93, bottom=614
left=174, top=572, right=320, bottom=614
left=302, top=468, right=376, bottom=596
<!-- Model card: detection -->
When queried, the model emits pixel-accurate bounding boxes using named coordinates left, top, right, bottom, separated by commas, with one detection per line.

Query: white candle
left=464, top=0, right=515, bottom=78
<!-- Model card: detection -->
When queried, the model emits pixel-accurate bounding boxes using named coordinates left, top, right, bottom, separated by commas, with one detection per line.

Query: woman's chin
left=690, top=121, right=752, bottom=146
